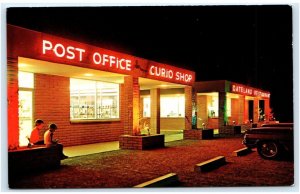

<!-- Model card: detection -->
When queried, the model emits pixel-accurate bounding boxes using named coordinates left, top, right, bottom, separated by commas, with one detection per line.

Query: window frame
left=70, top=78, right=120, bottom=122
left=142, top=94, right=186, bottom=118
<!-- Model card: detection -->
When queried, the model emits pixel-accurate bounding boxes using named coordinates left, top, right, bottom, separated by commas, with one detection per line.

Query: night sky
left=7, top=5, right=293, bottom=122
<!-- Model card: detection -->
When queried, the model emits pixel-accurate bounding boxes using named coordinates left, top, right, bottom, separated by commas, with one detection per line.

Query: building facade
left=7, top=25, right=195, bottom=149
left=194, top=80, right=271, bottom=134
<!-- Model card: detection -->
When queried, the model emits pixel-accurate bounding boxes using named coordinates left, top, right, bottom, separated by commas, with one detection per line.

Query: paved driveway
left=9, top=137, right=294, bottom=189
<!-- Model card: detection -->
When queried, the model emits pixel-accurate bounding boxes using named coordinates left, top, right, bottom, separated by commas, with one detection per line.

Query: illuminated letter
left=66, top=46, right=75, bottom=59
left=185, top=74, right=189, bottom=82
left=42, top=40, right=52, bottom=54
left=75, top=48, right=85, bottom=62
left=232, top=85, right=236, bottom=92
left=125, top=60, right=132, bottom=71
left=188, top=75, right=192, bottom=82
left=149, top=66, right=155, bottom=75
left=169, top=70, right=173, bottom=78
left=161, top=68, right=165, bottom=77
left=53, top=43, right=65, bottom=58
left=93, top=52, right=102, bottom=65
left=102, top=54, right=109, bottom=66
left=118, top=59, right=125, bottom=69
left=176, top=72, right=179, bottom=80
left=109, top=56, right=116, bottom=67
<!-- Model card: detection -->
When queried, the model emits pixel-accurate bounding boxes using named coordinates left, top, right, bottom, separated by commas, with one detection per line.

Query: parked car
left=243, top=123, right=293, bottom=159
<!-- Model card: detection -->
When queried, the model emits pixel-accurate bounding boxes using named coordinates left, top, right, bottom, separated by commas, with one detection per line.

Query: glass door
left=18, top=90, right=33, bottom=146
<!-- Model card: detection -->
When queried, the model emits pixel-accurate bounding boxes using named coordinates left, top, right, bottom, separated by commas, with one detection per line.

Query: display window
left=161, top=95, right=185, bottom=117
left=143, top=95, right=185, bottom=118
left=208, top=95, right=219, bottom=117
left=226, top=98, right=231, bottom=117
left=143, top=97, right=151, bottom=117
left=70, top=78, right=119, bottom=120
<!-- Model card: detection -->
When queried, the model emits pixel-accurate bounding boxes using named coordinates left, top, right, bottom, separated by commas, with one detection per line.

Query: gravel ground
left=9, top=137, right=294, bottom=189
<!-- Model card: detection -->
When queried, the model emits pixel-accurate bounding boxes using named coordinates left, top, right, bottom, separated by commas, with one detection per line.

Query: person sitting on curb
left=29, top=119, right=45, bottom=146
left=44, top=123, right=69, bottom=160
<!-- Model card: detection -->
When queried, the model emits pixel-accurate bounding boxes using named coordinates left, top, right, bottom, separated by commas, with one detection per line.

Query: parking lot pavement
left=9, top=137, right=294, bottom=188
left=179, top=148, right=294, bottom=187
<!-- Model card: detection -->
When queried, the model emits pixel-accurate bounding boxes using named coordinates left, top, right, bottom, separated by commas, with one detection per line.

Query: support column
left=218, top=92, right=227, bottom=133
left=253, top=98, right=259, bottom=123
left=244, top=99, right=249, bottom=123
left=264, top=98, right=270, bottom=121
left=123, top=76, right=140, bottom=135
left=7, top=58, right=19, bottom=150
left=185, top=86, right=192, bottom=130
left=197, top=95, right=208, bottom=128
left=150, top=88, right=160, bottom=134
left=192, top=88, right=197, bottom=129
left=238, top=95, right=245, bottom=124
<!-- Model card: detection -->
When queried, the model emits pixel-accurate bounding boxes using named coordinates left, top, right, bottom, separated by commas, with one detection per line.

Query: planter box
left=184, top=129, right=202, bottom=140
left=220, top=125, right=241, bottom=135
left=251, top=123, right=258, bottom=128
left=233, top=126, right=241, bottom=134
left=202, top=129, right=214, bottom=139
left=183, top=129, right=214, bottom=140
left=119, top=134, right=165, bottom=150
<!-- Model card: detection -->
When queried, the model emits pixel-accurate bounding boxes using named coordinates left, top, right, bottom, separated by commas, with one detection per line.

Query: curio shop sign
left=149, top=65, right=193, bottom=83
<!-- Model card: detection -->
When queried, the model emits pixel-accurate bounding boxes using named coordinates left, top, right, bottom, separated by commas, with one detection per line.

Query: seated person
left=44, top=123, right=68, bottom=160
left=29, top=119, right=45, bottom=145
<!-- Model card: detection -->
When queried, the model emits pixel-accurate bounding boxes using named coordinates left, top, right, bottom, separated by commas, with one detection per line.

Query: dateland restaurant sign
left=231, top=83, right=270, bottom=98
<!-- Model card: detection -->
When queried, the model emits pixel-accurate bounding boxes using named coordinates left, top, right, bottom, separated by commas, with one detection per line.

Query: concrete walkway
left=64, top=141, right=119, bottom=157
left=64, top=132, right=183, bottom=158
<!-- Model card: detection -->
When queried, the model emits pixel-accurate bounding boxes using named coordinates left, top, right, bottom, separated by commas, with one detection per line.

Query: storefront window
left=208, top=96, right=218, bottom=117
left=143, top=97, right=151, bottom=117
left=142, top=95, right=185, bottom=118
left=161, top=95, right=185, bottom=117
left=70, top=78, right=119, bottom=120
left=19, top=71, right=34, bottom=88
left=226, top=98, right=231, bottom=117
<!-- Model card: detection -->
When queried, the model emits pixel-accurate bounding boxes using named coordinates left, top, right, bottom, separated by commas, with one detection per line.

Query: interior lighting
left=83, top=73, right=94, bottom=77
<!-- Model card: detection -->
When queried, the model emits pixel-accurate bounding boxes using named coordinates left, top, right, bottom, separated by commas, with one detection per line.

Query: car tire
left=257, top=141, right=281, bottom=159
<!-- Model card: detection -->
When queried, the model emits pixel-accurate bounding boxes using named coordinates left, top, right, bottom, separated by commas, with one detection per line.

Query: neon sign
left=42, top=39, right=194, bottom=84
left=232, top=84, right=270, bottom=98
left=42, top=39, right=132, bottom=71
left=42, top=40, right=85, bottom=61
left=92, top=52, right=131, bottom=71
left=149, top=65, right=193, bottom=83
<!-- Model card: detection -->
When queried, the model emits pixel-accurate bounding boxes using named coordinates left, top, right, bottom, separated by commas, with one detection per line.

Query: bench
left=133, top=173, right=179, bottom=188
left=9, top=145, right=61, bottom=177
left=194, top=156, right=226, bottom=172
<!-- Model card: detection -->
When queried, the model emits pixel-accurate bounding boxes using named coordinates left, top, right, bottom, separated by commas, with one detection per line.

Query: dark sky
left=7, top=6, right=293, bottom=122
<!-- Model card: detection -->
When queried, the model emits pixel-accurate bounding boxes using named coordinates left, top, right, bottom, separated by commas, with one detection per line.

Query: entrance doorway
left=259, top=100, right=265, bottom=121
left=18, top=90, right=33, bottom=146
left=248, top=100, right=254, bottom=122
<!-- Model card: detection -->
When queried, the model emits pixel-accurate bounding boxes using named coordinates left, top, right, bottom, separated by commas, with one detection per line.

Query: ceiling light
left=18, top=63, right=28, bottom=67
left=160, top=84, right=168, bottom=87
left=83, top=73, right=94, bottom=77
